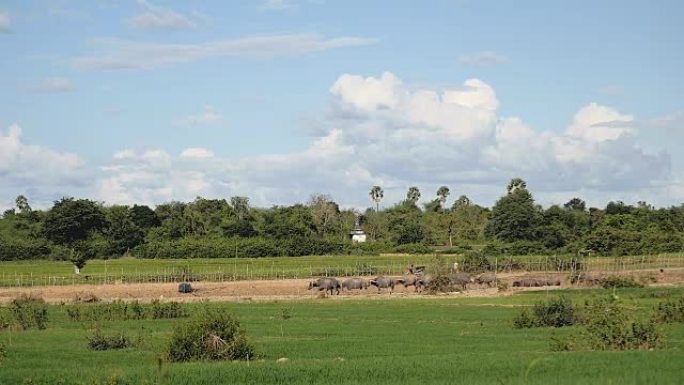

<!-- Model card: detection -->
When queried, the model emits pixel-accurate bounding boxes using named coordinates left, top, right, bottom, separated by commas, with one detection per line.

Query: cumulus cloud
left=72, top=33, right=377, bottom=70
left=173, top=106, right=223, bottom=127
left=25, top=77, right=74, bottom=93
left=0, top=124, right=88, bottom=209
left=92, top=72, right=672, bottom=209
left=126, top=0, right=196, bottom=31
left=459, top=51, right=509, bottom=67
left=0, top=11, right=11, bottom=32
left=180, top=148, right=214, bottom=159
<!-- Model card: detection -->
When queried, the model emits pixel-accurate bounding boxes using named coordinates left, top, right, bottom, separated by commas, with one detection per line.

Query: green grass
left=1, top=288, right=683, bottom=384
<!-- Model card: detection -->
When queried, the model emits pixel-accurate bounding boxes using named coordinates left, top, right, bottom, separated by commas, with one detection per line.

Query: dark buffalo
left=449, top=273, right=474, bottom=290
left=512, top=278, right=545, bottom=287
left=396, top=275, right=421, bottom=292
left=308, top=277, right=341, bottom=295
left=370, top=276, right=395, bottom=293
left=341, top=278, right=369, bottom=291
left=476, top=273, right=496, bottom=287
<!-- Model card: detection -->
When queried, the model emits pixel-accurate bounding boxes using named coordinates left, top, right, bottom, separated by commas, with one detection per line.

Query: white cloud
left=0, top=124, right=88, bottom=209
left=180, top=148, right=214, bottom=159
left=126, top=0, right=196, bottom=31
left=92, top=73, right=672, bottom=209
left=459, top=51, right=509, bottom=67
left=25, top=77, right=74, bottom=93
left=72, top=33, right=377, bottom=70
left=566, top=102, right=633, bottom=142
left=173, top=106, right=223, bottom=127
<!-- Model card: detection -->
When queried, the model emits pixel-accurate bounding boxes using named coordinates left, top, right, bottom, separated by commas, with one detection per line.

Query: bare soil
left=1, top=268, right=683, bottom=304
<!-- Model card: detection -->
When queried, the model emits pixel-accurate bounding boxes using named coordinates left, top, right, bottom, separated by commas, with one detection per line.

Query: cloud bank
left=0, top=73, right=675, bottom=210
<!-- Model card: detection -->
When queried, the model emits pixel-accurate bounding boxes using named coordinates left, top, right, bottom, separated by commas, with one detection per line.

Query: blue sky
left=1, top=0, right=683, bottom=210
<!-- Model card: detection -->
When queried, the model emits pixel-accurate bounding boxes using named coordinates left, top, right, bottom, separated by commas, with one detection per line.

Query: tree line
left=1, top=178, right=684, bottom=262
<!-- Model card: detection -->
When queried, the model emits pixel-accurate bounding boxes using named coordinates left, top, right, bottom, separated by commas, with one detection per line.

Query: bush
left=584, top=301, right=661, bottom=350
left=600, top=275, right=643, bottom=289
left=65, top=300, right=186, bottom=322
left=460, top=251, right=491, bottom=273
left=424, top=255, right=456, bottom=294
left=653, top=296, right=684, bottom=323
left=552, top=297, right=662, bottom=351
left=87, top=328, right=129, bottom=350
left=513, top=296, right=576, bottom=328
left=11, top=295, right=48, bottom=330
left=393, top=243, right=432, bottom=254
left=166, top=310, right=255, bottom=362
left=150, top=300, right=186, bottom=319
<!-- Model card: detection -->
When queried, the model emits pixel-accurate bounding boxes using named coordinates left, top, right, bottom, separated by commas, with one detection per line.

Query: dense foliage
left=2, top=179, right=684, bottom=261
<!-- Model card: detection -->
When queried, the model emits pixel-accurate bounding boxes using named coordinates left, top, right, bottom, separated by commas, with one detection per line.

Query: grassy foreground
left=1, top=288, right=683, bottom=384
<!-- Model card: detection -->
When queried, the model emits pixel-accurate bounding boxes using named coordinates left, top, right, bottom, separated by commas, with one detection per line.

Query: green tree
left=130, top=204, right=160, bottom=229
left=105, top=206, right=144, bottom=255
left=369, top=186, right=384, bottom=212
left=42, top=198, right=108, bottom=245
left=485, top=179, right=539, bottom=242
left=563, top=198, right=586, bottom=212
left=308, top=194, right=340, bottom=236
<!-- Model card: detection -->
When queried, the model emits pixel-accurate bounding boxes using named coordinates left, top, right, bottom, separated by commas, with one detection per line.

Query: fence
left=1, top=254, right=683, bottom=288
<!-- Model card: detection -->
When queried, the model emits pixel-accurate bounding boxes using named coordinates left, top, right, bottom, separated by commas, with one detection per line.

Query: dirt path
left=1, top=269, right=682, bottom=304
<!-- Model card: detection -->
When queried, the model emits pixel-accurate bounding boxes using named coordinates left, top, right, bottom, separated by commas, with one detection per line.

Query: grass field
left=1, top=287, right=683, bottom=384
left=2, top=253, right=684, bottom=287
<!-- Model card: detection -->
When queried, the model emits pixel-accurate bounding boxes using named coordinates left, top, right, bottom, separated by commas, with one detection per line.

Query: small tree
left=436, top=186, right=450, bottom=208
left=70, top=251, right=87, bottom=274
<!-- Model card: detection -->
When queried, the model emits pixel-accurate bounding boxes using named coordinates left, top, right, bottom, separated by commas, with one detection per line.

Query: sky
left=1, top=0, right=684, bottom=211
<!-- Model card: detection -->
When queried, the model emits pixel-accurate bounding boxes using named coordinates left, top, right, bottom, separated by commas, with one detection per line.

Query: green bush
left=393, top=243, right=432, bottom=254
left=461, top=251, right=491, bottom=273
left=150, top=300, right=186, bottom=319
left=513, top=297, right=576, bottom=328
left=65, top=300, right=186, bottom=322
left=552, top=297, right=662, bottom=351
left=600, top=275, right=643, bottom=289
left=87, top=328, right=129, bottom=350
left=653, top=296, right=684, bottom=323
left=11, top=295, right=48, bottom=330
left=166, top=310, right=255, bottom=362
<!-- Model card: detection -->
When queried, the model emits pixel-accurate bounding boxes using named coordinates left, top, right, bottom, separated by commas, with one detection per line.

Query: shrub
left=166, top=310, right=255, bottom=362
left=513, top=297, right=576, bottom=328
left=460, top=251, right=491, bottom=273
left=87, top=328, right=129, bottom=350
left=150, top=300, right=186, bottom=319
left=393, top=243, right=432, bottom=254
left=653, top=296, right=684, bottom=323
left=583, top=301, right=661, bottom=350
left=423, top=255, right=455, bottom=294
left=11, top=295, right=48, bottom=330
left=552, top=297, right=662, bottom=351
left=600, top=275, right=643, bottom=289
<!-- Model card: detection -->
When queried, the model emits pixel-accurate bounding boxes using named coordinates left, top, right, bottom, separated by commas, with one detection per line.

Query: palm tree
left=406, top=186, right=421, bottom=204
left=507, top=178, right=527, bottom=194
left=369, top=186, right=384, bottom=212
left=436, top=186, right=450, bottom=207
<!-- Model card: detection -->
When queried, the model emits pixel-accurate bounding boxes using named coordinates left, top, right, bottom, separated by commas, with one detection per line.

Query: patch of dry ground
left=1, top=268, right=682, bottom=304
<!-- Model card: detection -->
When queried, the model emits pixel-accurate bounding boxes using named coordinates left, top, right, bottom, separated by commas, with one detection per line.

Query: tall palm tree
left=436, top=186, right=450, bottom=207
left=369, top=186, right=384, bottom=212
left=406, top=186, right=421, bottom=204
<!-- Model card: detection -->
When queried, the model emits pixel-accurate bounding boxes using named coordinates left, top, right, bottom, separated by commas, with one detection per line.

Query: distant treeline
left=1, top=178, right=683, bottom=261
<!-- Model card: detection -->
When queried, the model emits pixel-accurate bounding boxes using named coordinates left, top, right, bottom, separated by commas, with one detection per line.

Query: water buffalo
left=396, top=275, right=421, bottom=292
left=370, top=276, right=395, bottom=293
left=416, top=275, right=432, bottom=290
left=449, top=273, right=474, bottom=290
left=512, top=278, right=545, bottom=287
left=545, top=278, right=562, bottom=286
left=308, top=277, right=341, bottom=295
left=476, top=273, right=496, bottom=287
left=341, top=278, right=369, bottom=291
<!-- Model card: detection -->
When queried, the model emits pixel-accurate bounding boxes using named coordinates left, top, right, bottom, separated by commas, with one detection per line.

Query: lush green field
left=1, top=287, right=683, bottom=384
left=1, top=253, right=683, bottom=287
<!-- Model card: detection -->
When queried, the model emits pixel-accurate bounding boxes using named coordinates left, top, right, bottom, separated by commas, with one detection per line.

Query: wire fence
left=1, top=254, right=683, bottom=288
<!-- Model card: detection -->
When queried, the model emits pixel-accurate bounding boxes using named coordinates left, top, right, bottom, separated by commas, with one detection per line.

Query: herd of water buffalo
left=307, top=273, right=562, bottom=295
